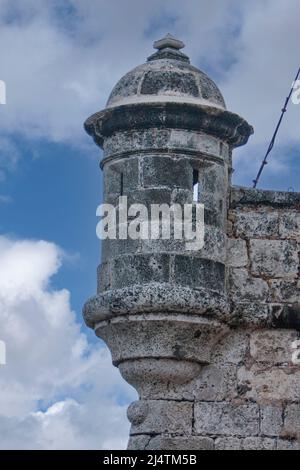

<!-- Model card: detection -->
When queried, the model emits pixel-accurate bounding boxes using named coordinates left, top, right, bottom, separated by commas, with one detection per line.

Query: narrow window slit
left=220, top=141, right=224, bottom=156
left=120, top=173, right=124, bottom=196
left=193, top=169, right=200, bottom=202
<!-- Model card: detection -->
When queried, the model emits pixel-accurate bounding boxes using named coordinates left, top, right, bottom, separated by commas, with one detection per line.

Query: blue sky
left=0, top=136, right=101, bottom=343
left=0, top=0, right=299, bottom=449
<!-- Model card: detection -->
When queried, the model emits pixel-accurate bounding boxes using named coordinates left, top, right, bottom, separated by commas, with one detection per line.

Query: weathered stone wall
left=224, top=186, right=300, bottom=450
left=128, top=186, right=300, bottom=451
left=228, top=186, right=300, bottom=330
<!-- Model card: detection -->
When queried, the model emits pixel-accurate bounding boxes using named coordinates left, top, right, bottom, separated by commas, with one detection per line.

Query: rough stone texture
left=260, top=406, right=283, bottom=437
left=193, top=364, right=237, bottom=401
left=127, top=435, right=152, bottom=450
left=283, top=405, right=300, bottom=440
left=230, top=303, right=271, bottom=328
left=228, top=192, right=300, bottom=335
left=241, top=437, right=276, bottom=450
left=250, top=330, right=298, bottom=363
left=145, top=436, right=214, bottom=451
left=103, top=129, right=228, bottom=160
left=194, top=402, right=260, bottom=436
left=83, top=35, right=300, bottom=451
left=229, top=268, right=269, bottom=302
left=227, top=239, right=248, bottom=268
left=212, top=331, right=250, bottom=365
left=216, top=437, right=276, bottom=450
left=230, top=185, right=300, bottom=207
left=106, top=56, right=227, bottom=109
left=215, top=437, right=242, bottom=450
left=277, top=439, right=300, bottom=450
left=279, top=211, right=300, bottom=240
left=250, top=239, right=298, bottom=278
left=234, top=210, right=279, bottom=238
left=141, top=155, right=192, bottom=190
left=128, top=400, right=193, bottom=436
left=237, top=364, right=300, bottom=402
left=269, top=279, right=300, bottom=303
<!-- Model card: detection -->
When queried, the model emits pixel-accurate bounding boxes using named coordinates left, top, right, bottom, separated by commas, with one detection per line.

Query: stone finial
left=153, top=33, right=185, bottom=51
left=148, top=33, right=189, bottom=63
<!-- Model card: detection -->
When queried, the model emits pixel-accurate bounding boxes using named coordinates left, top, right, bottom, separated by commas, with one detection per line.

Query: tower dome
left=106, top=33, right=226, bottom=110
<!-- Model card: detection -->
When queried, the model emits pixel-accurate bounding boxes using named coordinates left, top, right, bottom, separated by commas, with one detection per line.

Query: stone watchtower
left=83, top=35, right=300, bottom=450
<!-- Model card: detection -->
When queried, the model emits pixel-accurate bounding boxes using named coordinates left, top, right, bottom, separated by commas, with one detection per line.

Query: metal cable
left=253, top=66, right=300, bottom=188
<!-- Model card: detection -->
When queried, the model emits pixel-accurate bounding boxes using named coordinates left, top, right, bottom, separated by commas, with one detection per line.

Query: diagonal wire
left=253, top=66, right=300, bottom=188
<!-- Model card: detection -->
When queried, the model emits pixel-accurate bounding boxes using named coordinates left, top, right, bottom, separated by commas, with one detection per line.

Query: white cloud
left=0, top=2, right=258, bottom=143
left=220, top=0, right=300, bottom=183
left=0, top=137, right=20, bottom=181
left=0, top=236, right=136, bottom=449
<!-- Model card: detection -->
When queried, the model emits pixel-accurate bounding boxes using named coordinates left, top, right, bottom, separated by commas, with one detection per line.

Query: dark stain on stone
left=272, top=304, right=300, bottom=330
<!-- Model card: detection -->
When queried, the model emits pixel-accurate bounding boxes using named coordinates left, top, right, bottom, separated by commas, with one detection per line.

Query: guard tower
left=83, top=35, right=300, bottom=450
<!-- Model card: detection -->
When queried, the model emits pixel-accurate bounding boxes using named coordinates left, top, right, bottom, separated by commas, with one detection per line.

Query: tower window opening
left=220, top=141, right=224, bottom=156
left=120, top=173, right=124, bottom=196
left=193, top=169, right=200, bottom=202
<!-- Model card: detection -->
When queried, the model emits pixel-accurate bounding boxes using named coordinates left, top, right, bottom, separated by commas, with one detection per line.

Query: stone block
left=127, top=435, right=151, bottom=450
left=141, top=69, right=199, bottom=96
left=169, top=129, right=222, bottom=157
left=126, top=188, right=173, bottom=209
left=201, top=164, right=227, bottom=196
left=237, top=365, right=300, bottom=402
left=101, top=236, right=140, bottom=262
left=111, top=253, right=170, bottom=289
left=242, top=437, right=276, bottom=450
left=283, top=404, right=300, bottom=439
left=227, top=238, right=248, bottom=267
left=229, top=268, right=269, bottom=302
left=250, top=239, right=298, bottom=278
left=215, top=437, right=242, bottom=450
left=268, top=279, right=300, bottom=303
left=147, top=436, right=214, bottom=451
left=250, top=330, right=298, bottom=364
left=212, top=331, right=249, bottom=365
left=279, top=210, right=300, bottom=240
left=103, top=128, right=173, bottom=157
left=171, top=188, right=193, bottom=205
left=138, top=236, right=186, bottom=255
left=104, top=157, right=140, bottom=198
left=200, top=226, right=226, bottom=263
left=193, top=364, right=237, bottom=401
left=128, top=400, right=193, bottom=435
left=204, top=207, right=223, bottom=228
left=260, top=405, right=283, bottom=436
left=229, top=302, right=271, bottom=328
left=141, top=155, right=192, bottom=190
left=173, top=255, right=225, bottom=292
left=194, top=402, right=259, bottom=436
left=97, top=262, right=111, bottom=293
left=234, top=210, right=279, bottom=238
left=230, top=186, right=300, bottom=208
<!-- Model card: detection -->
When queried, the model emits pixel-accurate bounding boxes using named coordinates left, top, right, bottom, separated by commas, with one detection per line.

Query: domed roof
left=106, top=34, right=226, bottom=110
